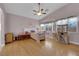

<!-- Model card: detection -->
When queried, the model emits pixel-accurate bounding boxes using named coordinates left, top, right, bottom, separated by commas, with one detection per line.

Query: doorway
left=0, top=8, right=5, bottom=47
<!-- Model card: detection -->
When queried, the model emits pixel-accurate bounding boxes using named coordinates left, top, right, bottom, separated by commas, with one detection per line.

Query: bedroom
left=0, top=3, right=79, bottom=56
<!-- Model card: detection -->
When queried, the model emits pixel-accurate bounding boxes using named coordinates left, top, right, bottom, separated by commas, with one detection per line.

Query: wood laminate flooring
left=0, top=38, right=79, bottom=56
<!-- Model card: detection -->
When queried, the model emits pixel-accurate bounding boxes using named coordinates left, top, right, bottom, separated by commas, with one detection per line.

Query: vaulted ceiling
left=3, top=3, right=68, bottom=20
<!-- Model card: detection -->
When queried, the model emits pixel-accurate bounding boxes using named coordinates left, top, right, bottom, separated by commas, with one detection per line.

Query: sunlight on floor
left=68, top=50, right=77, bottom=56
left=44, top=40, right=52, bottom=48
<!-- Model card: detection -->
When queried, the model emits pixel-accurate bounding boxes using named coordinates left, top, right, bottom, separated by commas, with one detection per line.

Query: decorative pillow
left=30, top=30, right=35, bottom=32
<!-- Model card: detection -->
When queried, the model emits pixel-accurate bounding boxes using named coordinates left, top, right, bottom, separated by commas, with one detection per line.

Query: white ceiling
left=3, top=3, right=67, bottom=20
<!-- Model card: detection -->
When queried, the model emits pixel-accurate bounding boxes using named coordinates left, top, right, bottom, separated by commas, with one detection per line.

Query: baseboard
left=70, top=41, right=79, bottom=45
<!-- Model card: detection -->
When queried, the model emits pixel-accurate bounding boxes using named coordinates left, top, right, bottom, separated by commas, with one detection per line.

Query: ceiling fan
left=33, top=3, right=48, bottom=16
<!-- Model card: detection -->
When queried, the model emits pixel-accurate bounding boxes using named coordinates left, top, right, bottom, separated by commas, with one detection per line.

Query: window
left=68, top=17, right=77, bottom=32
left=40, top=23, right=53, bottom=31
left=40, top=24, right=45, bottom=31
left=40, top=17, right=78, bottom=32
left=45, top=23, right=52, bottom=31
left=56, top=19, right=68, bottom=25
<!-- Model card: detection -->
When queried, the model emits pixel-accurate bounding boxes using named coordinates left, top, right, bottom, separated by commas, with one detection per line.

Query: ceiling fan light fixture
left=37, top=12, right=42, bottom=16
left=33, top=3, right=48, bottom=16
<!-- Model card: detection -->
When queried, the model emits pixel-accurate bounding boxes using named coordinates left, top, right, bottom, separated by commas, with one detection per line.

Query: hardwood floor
left=0, top=38, right=79, bottom=56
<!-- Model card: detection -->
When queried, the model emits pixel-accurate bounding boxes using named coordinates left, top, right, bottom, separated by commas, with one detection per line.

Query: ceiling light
left=33, top=3, right=48, bottom=16
left=37, top=12, right=42, bottom=16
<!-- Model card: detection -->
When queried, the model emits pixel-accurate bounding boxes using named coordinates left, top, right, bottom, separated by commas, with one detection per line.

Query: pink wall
left=5, top=13, right=39, bottom=36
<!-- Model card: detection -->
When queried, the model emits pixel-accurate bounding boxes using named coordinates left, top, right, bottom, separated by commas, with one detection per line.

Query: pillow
left=30, top=30, right=35, bottom=32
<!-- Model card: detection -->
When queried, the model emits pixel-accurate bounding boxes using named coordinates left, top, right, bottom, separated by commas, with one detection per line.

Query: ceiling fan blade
left=45, top=9, right=48, bottom=12
left=41, top=9, right=44, bottom=11
left=42, top=13, right=46, bottom=14
left=33, top=14, right=37, bottom=15
left=33, top=10, right=37, bottom=12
